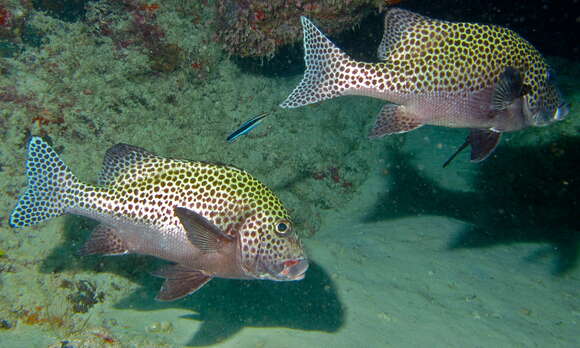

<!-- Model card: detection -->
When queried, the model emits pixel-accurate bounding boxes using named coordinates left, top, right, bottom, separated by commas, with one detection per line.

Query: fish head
left=237, top=188, right=308, bottom=281
left=524, top=70, right=570, bottom=127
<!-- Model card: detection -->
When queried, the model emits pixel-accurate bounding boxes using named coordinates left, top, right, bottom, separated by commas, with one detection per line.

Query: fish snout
left=279, top=258, right=309, bottom=280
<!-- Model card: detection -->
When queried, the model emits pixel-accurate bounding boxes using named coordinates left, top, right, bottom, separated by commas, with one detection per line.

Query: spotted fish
left=9, top=137, right=308, bottom=301
left=281, top=8, right=570, bottom=163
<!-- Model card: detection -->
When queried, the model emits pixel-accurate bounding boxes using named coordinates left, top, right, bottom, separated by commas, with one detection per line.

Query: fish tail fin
left=280, top=16, right=356, bottom=108
left=9, top=137, right=80, bottom=228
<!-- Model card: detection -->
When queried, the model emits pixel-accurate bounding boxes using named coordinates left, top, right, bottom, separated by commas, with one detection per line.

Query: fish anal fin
left=369, top=104, right=423, bottom=138
left=174, top=207, right=234, bottom=253
left=152, top=264, right=212, bottom=301
left=98, top=144, right=156, bottom=186
left=78, top=224, right=129, bottom=256
left=469, top=129, right=502, bottom=162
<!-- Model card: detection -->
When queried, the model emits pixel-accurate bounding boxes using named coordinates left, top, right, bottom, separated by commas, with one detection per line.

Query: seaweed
left=62, top=279, right=105, bottom=313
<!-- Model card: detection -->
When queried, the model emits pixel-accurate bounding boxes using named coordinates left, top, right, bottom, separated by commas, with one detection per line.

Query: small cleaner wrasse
left=10, top=137, right=308, bottom=301
left=281, top=8, right=569, bottom=163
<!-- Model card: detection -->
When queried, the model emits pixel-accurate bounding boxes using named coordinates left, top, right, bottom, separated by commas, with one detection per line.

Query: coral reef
left=0, top=0, right=32, bottom=57
left=214, top=0, right=386, bottom=58
left=0, top=0, right=31, bottom=42
left=61, top=279, right=105, bottom=313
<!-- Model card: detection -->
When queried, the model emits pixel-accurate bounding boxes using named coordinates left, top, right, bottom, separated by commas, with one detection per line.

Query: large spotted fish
left=281, top=8, right=570, bottom=164
left=10, top=137, right=308, bottom=301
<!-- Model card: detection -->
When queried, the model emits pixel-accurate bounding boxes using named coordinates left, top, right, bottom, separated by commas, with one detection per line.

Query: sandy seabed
left=1, top=128, right=578, bottom=348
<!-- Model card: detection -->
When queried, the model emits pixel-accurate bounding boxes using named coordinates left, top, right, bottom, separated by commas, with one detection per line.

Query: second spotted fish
left=281, top=8, right=569, bottom=163
left=10, top=137, right=308, bottom=301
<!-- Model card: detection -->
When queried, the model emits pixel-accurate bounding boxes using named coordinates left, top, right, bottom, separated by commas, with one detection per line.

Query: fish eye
left=275, top=220, right=291, bottom=235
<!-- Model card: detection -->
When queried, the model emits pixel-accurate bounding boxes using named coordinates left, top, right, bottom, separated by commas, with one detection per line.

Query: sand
left=1, top=129, right=578, bottom=347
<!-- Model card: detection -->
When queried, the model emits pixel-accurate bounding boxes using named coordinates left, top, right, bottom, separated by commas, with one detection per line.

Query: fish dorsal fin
left=98, top=143, right=157, bottom=186
left=174, top=207, right=235, bottom=253
left=378, top=8, right=430, bottom=60
left=491, top=67, right=523, bottom=111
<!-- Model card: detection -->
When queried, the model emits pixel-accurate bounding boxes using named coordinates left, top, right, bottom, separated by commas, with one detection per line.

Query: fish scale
left=281, top=8, right=568, bottom=164
left=10, top=137, right=308, bottom=300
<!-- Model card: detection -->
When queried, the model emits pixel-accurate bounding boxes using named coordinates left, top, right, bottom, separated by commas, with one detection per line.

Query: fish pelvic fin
left=280, top=16, right=355, bottom=109
left=152, top=264, right=212, bottom=301
left=468, top=129, right=502, bottom=162
left=9, top=137, right=80, bottom=228
left=443, top=129, right=502, bottom=167
left=369, top=104, right=423, bottom=138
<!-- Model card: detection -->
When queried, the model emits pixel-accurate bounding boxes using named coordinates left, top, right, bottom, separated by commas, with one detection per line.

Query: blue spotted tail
left=9, top=137, right=80, bottom=228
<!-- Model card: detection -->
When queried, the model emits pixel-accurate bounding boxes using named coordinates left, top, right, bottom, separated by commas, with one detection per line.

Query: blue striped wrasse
left=227, top=112, right=270, bottom=143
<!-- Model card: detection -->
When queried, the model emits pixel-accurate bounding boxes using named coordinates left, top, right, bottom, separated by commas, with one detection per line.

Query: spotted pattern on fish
left=10, top=137, right=305, bottom=280
left=374, top=10, right=547, bottom=101
left=281, top=9, right=564, bottom=126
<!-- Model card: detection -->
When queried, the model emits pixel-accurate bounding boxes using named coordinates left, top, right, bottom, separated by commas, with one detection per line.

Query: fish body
left=281, top=8, right=569, bottom=162
left=227, top=112, right=269, bottom=143
left=10, top=137, right=308, bottom=301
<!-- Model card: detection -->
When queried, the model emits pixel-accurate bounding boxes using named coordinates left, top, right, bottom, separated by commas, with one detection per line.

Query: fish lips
left=258, top=258, right=309, bottom=281
left=279, top=258, right=309, bottom=280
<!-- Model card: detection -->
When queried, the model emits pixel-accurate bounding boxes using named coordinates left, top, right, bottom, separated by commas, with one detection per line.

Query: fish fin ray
left=468, top=129, right=501, bottom=162
left=378, top=8, right=431, bottom=60
left=280, top=17, right=355, bottom=108
left=152, top=264, right=212, bottom=301
left=491, top=67, right=523, bottom=111
left=9, top=137, right=80, bottom=228
left=369, top=104, right=423, bottom=138
left=98, top=144, right=157, bottom=186
left=78, top=224, right=130, bottom=256
left=174, top=207, right=234, bottom=253
left=442, top=137, right=470, bottom=168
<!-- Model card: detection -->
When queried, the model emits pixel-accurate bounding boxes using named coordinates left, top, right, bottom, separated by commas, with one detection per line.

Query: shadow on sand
left=39, top=219, right=343, bottom=346
left=365, top=135, right=579, bottom=275
left=114, top=260, right=344, bottom=346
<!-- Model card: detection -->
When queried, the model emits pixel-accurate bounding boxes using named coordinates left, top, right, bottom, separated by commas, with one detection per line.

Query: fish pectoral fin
left=491, top=67, right=524, bottom=111
left=369, top=104, right=423, bottom=138
left=152, top=264, right=213, bottom=301
left=78, top=224, right=129, bottom=256
left=174, top=207, right=234, bottom=253
left=468, top=129, right=502, bottom=162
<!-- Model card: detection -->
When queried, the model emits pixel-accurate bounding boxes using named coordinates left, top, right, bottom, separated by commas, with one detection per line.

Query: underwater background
left=0, top=0, right=578, bottom=347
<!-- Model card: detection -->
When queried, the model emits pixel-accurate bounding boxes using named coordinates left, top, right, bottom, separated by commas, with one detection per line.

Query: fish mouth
left=278, top=258, right=309, bottom=280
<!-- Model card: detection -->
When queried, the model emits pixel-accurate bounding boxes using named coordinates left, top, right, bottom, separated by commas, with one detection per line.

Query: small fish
left=227, top=112, right=269, bottom=143
left=10, top=137, right=308, bottom=301
left=280, top=9, right=570, bottom=164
